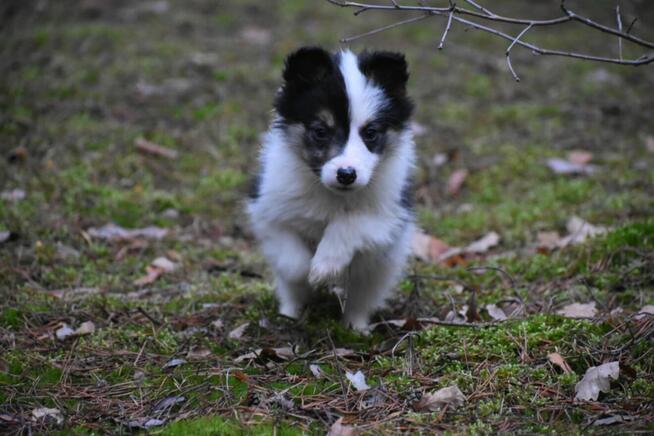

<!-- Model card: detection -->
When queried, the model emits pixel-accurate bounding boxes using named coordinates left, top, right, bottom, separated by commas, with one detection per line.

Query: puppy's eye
left=310, top=125, right=330, bottom=142
left=361, top=126, right=380, bottom=143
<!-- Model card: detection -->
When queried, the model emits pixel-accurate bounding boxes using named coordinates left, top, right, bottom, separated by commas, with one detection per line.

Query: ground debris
left=575, top=361, right=619, bottom=401
left=556, top=302, right=598, bottom=319
left=413, top=385, right=466, bottom=411
left=86, top=223, right=168, bottom=241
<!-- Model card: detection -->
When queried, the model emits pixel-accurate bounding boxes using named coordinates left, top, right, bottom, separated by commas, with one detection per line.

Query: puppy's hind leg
left=259, top=228, right=312, bottom=319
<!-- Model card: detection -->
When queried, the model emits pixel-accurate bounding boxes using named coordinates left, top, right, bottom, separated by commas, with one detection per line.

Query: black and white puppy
left=247, top=47, right=415, bottom=331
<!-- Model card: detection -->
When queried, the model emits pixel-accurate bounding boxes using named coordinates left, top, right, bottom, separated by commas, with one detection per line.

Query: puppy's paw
left=344, top=317, right=371, bottom=335
left=308, top=252, right=348, bottom=287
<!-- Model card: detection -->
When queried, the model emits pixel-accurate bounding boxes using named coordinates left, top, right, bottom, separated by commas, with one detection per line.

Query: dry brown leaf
left=134, top=256, right=178, bottom=286
left=87, top=223, right=168, bottom=241
left=465, top=231, right=500, bottom=253
left=413, top=385, right=466, bottom=411
left=411, top=230, right=450, bottom=262
left=234, top=347, right=295, bottom=363
left=486, top=304, right=507, bottom=321
left=575, top=361, right=619, bottom=401
left=135, top=137, right=178, bottom=159
left=646, top=136, right=654, bottom=153
left=186, top=347, right=212, bottom=360
left=556, top=302, right=598, bottom=319
left=547, top=158, right=597, bottom=175
left=567, top=150, right=593, bottom=165
left=446, top=169, right=468, bottom=196
left=537, top=231, right=562, bottom=249
left=75, top=321, right=96, bottom=336
left=327, top=417, right=357, bottom=436
left=635, top=304, right=654, bottom=319
left=228, top=322, right=250, bottom=340
left=547, top=352, right=573, bottom=374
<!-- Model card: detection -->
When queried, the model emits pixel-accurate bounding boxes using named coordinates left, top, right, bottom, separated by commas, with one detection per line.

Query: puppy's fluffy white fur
left=247, top=49, right=415, bottom=331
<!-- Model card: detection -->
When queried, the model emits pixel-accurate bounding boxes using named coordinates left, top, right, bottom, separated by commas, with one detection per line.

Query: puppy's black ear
left=283, top=47, right=334, bottom=86
left=358, top=51, right=409, bottom=95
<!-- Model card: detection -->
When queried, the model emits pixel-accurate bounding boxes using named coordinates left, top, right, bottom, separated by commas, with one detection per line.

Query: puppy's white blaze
left=339, top=50, right=385, bottom=127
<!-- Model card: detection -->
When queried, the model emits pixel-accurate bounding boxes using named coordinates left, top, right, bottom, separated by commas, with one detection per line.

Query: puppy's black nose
left=336, top=167, right=357, bottom=186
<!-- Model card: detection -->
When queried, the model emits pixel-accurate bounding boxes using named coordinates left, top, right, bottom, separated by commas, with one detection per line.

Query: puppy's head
left=274, top=47, right=413, bottom=193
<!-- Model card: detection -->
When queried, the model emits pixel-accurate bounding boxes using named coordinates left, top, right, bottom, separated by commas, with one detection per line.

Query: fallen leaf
left=134, top=256, right=178, bottom=286
left=151, top=256, right=177, bottom=272
left=547, top=352, right=573, bottom=374
left=0, top=231, right=10, bottom=244
left=560, top=216, right=608, bottom=246
left=567, top=150, right=593, bottom=166
left=135, top=137, right=178, bottom=160
left=133, top=266, right=164, bottom=286
left=55, top=324, right=75, bottom=340
left=536, top=231, right=562, bottom=249
left=556, top=302, right=598, bottom=319
left=32, top=407, right=64, bottom=425
left=465, top=231, right=500, bottom=253
left=152, top=395, right=185, bottom=413
left=163, top=358, right=186, bottom=369
left=486, top=304, right=507, bottom=321
left=186, top=348, right=212, bottom=360
left=239, top=26, right=271, bottom=45
left=646, top=136, right=654, bottom=154
left=234, top=347, right=295, bottom=363
left=413, top=385, right=466, bottom=411
left=87, top=223, right=168, bottom=241
left=1, top=189, right=26, bottom=202
left=593, top=415, right=630, bottom=426
left=228, top=322, right=250, bottom=340
left=547, top=157, right=597, bottom=175
left=74, top=321, right=96, bottom=336
left=411, top=229, right=451, bottom=263
left=129, top=418, right=166, bottom=429
left=446, top=169, right=468, bottom=196
left=47, top=287, right=101, bottom=300
left=635, top=304, right=654, bottom=320
left=575, top=361, right=619, bottom=401
left=327, top=417, right=357, bottom=436
left=345, top=370, right=370, bottom=391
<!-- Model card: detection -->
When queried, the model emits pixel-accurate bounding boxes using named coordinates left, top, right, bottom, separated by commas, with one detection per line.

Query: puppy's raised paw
left=308, top=253, right=348, bottom=287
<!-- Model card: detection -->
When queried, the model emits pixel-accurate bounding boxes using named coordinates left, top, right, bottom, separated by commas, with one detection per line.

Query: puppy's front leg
left=259, top=227, right=312, bottom=319
left=308, top=214, right=400, bottom=286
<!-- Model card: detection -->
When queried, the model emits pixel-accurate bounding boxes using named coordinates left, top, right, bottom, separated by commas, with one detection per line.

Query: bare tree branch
left=327, top=0, right=654, bottom=76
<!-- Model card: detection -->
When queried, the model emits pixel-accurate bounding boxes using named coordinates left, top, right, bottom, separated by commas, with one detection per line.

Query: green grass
left=1, top=0, right=653, bottom=433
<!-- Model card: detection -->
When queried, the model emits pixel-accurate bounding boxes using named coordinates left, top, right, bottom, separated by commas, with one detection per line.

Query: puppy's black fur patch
left=359, top=51, right=413, bottom=131
left=275, top=47, right=351, bottom=173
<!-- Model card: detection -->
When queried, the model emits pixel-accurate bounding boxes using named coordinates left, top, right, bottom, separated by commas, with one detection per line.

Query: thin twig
left=438, top=8, right=455, bottom=50
left=464, top=0, right=492, bottom=17
left=340, top=14, right=431, bottom=43
left=505, top=23, right=533, bottom=81
left=616, top=4, right=623, bottom=61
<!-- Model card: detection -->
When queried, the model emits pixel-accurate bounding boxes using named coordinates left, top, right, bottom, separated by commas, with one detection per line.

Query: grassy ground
left=1, top=0, right=654, bottom=433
